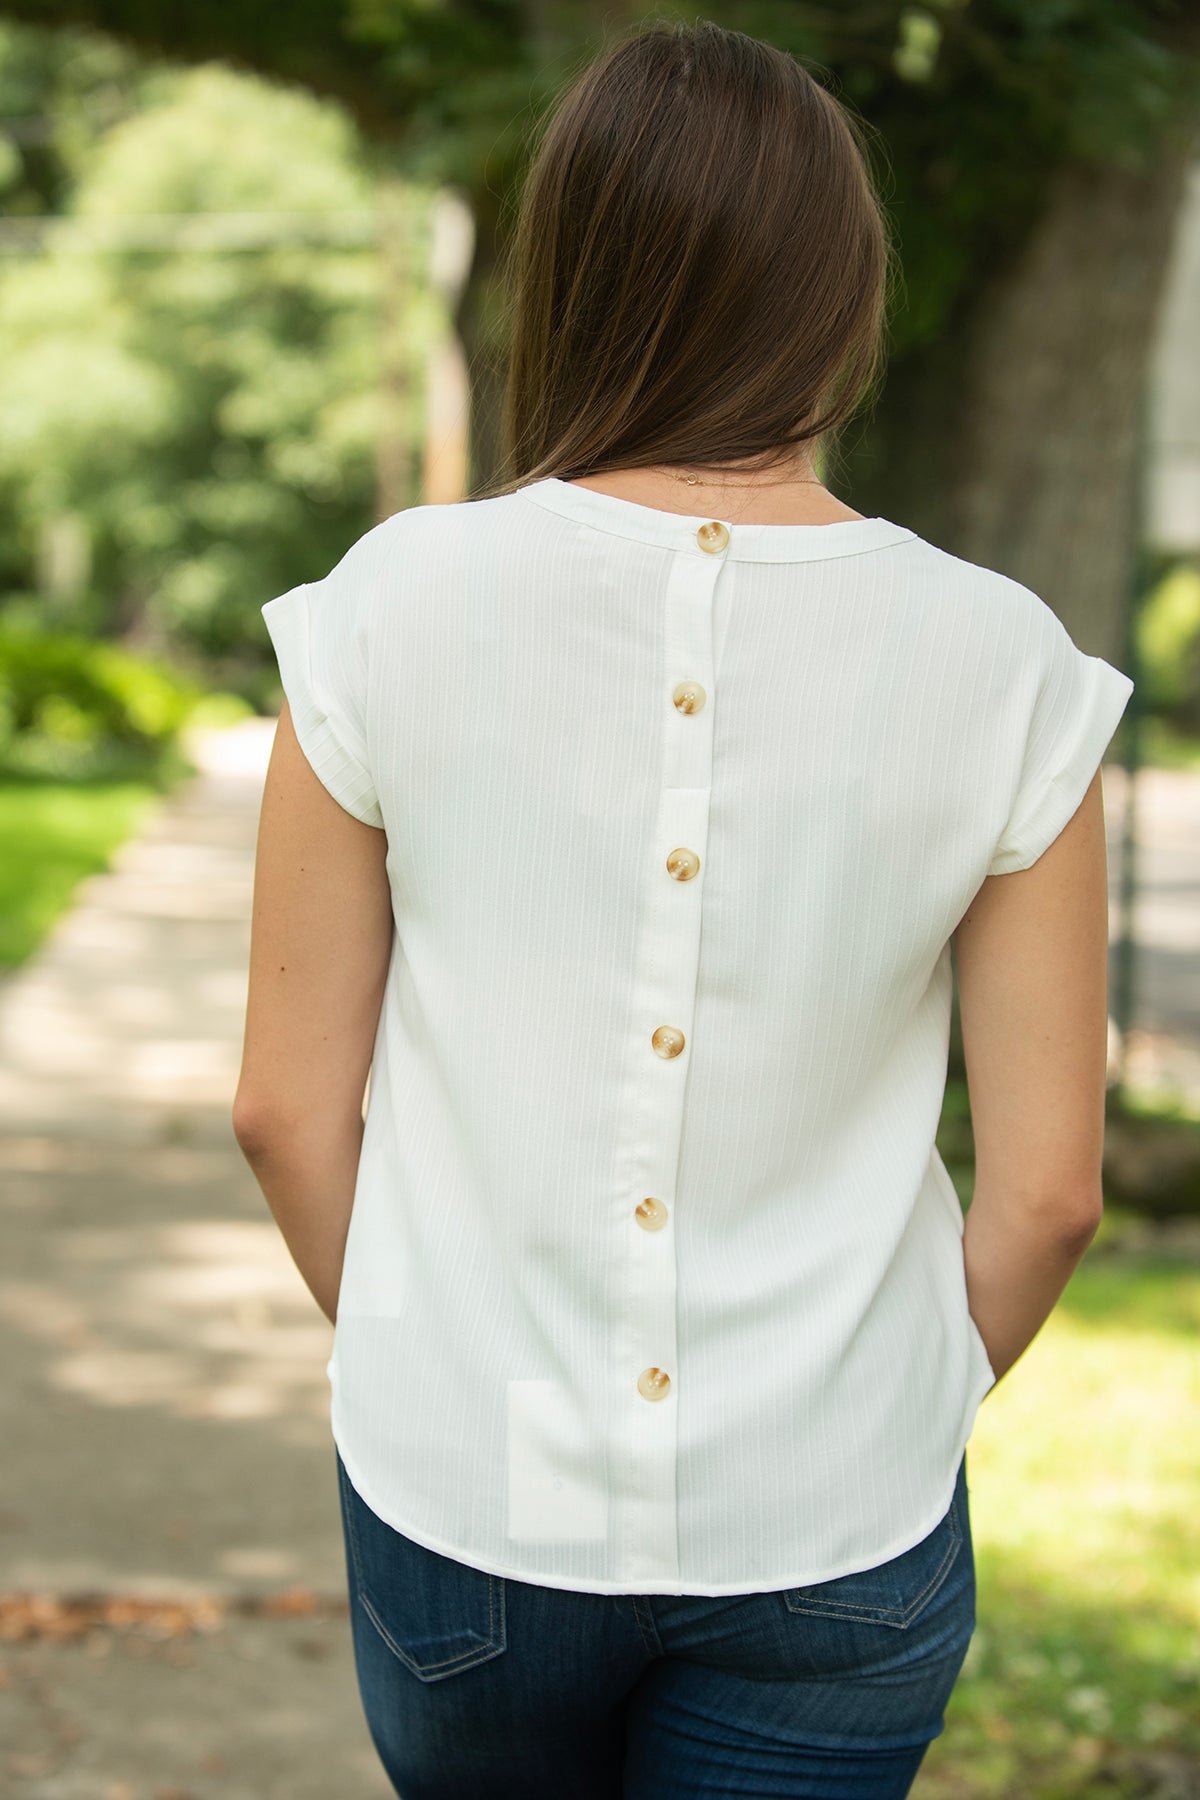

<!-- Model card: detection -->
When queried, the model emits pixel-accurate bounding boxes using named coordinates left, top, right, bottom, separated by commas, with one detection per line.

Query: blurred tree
left=0, top=51, right=433, bottom=676
left=0, top=0, right=1197, bottom=666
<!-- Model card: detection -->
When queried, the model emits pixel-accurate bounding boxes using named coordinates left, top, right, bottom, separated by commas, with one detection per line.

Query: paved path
left=1103, top=762, right=1200, bottom=1101
left=0, top=719, right=391, bottom=1797
left=0, top=720, right=1196, bottom=1797
left=0, top=721, right=280, bottom=1146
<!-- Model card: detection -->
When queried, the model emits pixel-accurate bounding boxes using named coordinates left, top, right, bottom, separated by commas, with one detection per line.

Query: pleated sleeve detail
left=988, top=607, right=1133, bottom=876
left=261, top=576, right=384, bottom=830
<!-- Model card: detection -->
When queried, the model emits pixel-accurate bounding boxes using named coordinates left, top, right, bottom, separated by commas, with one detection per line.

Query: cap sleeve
left=988, top=605, right=1134, bottom=877
left=261, top=543, right=384, bottom=830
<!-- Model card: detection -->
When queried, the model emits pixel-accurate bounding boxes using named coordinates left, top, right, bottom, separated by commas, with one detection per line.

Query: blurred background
left=0, top=3, right=1196, bottom=1796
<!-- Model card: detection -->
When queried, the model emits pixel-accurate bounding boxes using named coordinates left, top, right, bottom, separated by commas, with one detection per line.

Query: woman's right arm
left=952, top=764, right=1113, bottom=1388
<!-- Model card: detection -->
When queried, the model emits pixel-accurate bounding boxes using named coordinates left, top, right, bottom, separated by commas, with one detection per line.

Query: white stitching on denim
left=781, top=1496, right=963, bottom=1627
left=339, top=1460, right=505, bottom=1672
left=357, top=1587, right=503, bottom=1674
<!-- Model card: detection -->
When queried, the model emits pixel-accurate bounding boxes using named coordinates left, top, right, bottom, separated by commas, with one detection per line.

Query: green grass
left=0, top=768, right=171, bottom=970
left=919, top=1231, right=1200, bottom=1797
left=0, top=695, right=251, bottom=972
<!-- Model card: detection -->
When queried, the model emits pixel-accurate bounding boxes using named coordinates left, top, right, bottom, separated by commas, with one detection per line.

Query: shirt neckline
left=515, top=476, right=916, bottom=564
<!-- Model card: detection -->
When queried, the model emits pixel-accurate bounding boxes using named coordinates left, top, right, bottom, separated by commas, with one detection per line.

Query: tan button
left=635, top=1196, right=669, bottom=1232
left=672, top=680, right=706, bottom=714
left=666, top=847, right=699, bottom=881
left=637, top=1366, right=671, bottom=1401
left=651, top=1025, right=685, bottom=1059
left=697, top=520, right=729, bottom=554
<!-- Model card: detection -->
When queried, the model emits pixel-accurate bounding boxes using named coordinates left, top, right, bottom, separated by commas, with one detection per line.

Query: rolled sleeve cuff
left=988, top=655, right=1133, bottom=875
left=261, top=584, right=384, bottom=829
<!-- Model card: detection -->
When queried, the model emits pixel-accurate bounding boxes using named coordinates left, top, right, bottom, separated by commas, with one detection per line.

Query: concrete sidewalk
left=1, top=719, right=391, bottom=1798
left=0, top=721, right=282, bottom=1147
left=0, top=720, right=1196, bottom=1798
left=1103, top=761, right=1200, bottom=1102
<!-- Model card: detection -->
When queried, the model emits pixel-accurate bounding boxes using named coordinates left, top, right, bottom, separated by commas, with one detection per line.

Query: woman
left=234, top=18, right=1133, bottom=1798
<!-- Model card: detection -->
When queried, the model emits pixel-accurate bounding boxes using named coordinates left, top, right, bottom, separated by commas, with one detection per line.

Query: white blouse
left=261, top=475, right=1134, bottom=1598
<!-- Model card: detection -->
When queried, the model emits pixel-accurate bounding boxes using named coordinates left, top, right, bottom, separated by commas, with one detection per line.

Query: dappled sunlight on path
left=0, top=721, right=350, bottom=1601
left=0, top=720, right=277, bottom=1142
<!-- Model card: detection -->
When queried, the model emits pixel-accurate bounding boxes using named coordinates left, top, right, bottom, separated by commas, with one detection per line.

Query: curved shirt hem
left=328, top=1388, right=991, bottom=1600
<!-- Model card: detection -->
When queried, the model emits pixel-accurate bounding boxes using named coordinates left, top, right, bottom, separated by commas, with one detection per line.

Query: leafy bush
left=0, top=624, right=201, bottom=767
left=1136, top=561, right=1200, bottom=722
left=0, top=61, right=428, bottom=665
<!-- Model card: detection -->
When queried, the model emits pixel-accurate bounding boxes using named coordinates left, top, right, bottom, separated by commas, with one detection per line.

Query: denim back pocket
left=337, top=1455, right=507, bottom=1682
left=781, top=1473, right=965, bottom=1631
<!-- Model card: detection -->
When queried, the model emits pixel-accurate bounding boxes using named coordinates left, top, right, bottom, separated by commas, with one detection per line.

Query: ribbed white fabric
left=260, top=476, right=1134, bottom=1598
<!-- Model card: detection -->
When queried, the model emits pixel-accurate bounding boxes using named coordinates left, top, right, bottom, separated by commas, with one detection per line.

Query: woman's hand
left=964, top=1195, right=1101, bottom=1389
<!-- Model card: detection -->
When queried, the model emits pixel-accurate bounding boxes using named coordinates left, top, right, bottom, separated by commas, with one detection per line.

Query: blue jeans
left=335, top=1448, right=976, bottom=1798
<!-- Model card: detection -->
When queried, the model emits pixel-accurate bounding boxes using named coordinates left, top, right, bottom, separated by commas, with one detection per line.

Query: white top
left=261, top=475, right=1134, bottom=1598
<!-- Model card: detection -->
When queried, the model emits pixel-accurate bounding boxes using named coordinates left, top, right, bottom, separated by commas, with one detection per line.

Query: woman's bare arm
left=953, top=766, right=1112, bottom=1386
left=232, top=700, right=393, bottom=1323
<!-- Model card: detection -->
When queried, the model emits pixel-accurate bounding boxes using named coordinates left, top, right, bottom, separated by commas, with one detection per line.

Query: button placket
left=611, top=524, right=727, bottom=1586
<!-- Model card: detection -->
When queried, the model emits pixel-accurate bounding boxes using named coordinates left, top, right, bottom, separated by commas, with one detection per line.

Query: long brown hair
left=474, top=16, right=897, bottom=500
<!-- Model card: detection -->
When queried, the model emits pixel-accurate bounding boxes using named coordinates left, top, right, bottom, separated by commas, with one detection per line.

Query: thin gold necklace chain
left=666, top=466, right=825, bottom=490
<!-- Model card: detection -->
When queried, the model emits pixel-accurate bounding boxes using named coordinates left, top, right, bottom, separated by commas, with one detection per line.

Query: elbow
left=1043, top=1184, right=1105, bottom=1247
left=1064, top=1189, right=1105, bottom=1244
left=232, top=1090, right=362, bottom=1161
left=972, top=1175, right=1105, bottom=1246
left=231, top=1093, right=283, bottom=1161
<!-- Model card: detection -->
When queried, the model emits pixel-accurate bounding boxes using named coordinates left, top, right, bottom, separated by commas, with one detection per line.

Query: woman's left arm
left=232, top=698, right=393, bottom=1324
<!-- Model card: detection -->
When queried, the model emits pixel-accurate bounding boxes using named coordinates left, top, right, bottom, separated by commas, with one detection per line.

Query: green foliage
left=0, top=45, right=436, bottom=666
left=0, top=5, right=1193, bottom=678
left=1128, top=712, right=1200, bottom=774
left=0, top=770, right=164, bottom=968
left=182, top=686, right=258, bottom=731
left=1136, top=560, right=1200, bottom=715
left=0, top=620, right=202, bottom=771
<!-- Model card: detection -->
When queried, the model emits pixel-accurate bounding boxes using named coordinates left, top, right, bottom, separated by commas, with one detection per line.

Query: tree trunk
left=847, top=138, right=1198, bottom=1096
left=861, top=141, right=1197, bottom=665
left=957, top=151, right=1195, bottom=661
left=453, top=185, right=510, bottom=495
left=374, top=174, right=415, bottom=523
left=421, top=188, right=474, bottom=505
